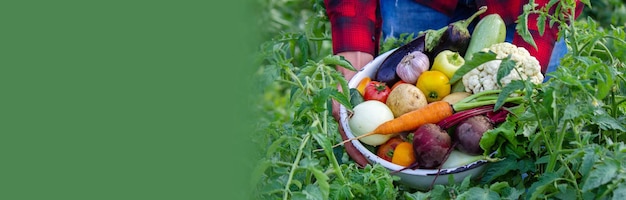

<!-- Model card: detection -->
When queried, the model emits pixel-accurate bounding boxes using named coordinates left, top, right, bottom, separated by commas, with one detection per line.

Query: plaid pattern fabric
left=324, top=0, right=583, bottom=73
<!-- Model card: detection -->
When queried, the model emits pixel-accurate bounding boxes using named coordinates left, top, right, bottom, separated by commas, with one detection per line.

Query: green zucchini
left=464, top=14, right=507, bottom=61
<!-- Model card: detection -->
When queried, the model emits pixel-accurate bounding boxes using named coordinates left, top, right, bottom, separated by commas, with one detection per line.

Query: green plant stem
left=547, top=120, right=570, bottom=177
left=558, top=156, right=581, bottom=196
left=457, top=89, right=503, bottom=104
left=283, top=133, right=310, bottom=200
left=528, top=97, right=556, bottom=172
left=453, top=97, right=524, bottom=111
left=313, top=65, right=346, bottom=183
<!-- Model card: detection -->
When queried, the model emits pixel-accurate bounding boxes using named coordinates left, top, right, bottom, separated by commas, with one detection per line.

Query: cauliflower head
left=462, top=42, right=544, bottom=93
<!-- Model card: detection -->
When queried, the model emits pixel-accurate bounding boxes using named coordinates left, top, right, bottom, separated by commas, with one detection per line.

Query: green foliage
left=255, top=0, right=626, bottom=199
left=581, top=0, right=626, bottom=28
left=251, top=1, right=398, bottom=199
left=380, top=33, right=417, bottom=54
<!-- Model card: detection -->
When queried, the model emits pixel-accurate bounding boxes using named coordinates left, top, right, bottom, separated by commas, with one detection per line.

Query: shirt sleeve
left=478, top=0, right=584, bottom=73
left=324, top=0, right=381, bottom=55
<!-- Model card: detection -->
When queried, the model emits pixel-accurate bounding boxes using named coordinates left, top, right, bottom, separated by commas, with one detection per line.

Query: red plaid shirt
left=324, top=0, right=583, bottom=74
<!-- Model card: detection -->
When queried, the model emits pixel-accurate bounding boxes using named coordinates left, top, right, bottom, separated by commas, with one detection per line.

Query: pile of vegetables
left=340, top=7, right=529, bottom=173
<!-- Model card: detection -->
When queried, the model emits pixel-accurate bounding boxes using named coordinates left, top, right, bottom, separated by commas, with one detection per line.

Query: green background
left=1, top=0, right=257, bottom=199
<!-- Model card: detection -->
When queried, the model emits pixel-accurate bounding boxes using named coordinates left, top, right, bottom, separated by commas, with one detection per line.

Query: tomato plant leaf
left=480, top=157, right=517, bottom=184
left=428, top=185, right=447, bottom=200
left=488, top=181, right=509, bottom=193
left=308, top=167, right=330, bottom=198
left=496, top=55, right=516, bottom=87
left=495, top=80, right=524, bottom=110
left=460, top=174, right=472, bottom=191
left=456, top=187, right=500, bottom=200
left=403, top=191, right=430, bottom=200
left=537, top=14, right=546, bottom=36
left=591, top=115, right=626, bottom=132
left=613, top=181, right=626, bottom=200
left=323, top=55, right=356, bottom=72
left=580, top=145, right=602, bottom=175
left=328, top=89, right=352, bottom=112
left=450, top=51, right=498, bottom=83
left=329, top=183, right=352, bottom=199
left=582, top=159, right=619, bottom=192
left=527, top=171, right=563, bottom=200
left=554, top=184, right=578, bottom=200
left=498, top=186, right=524, bottom=200
left=562, top=103, right=582, bottom=121
left=312, top=88, right=333, bottom=112
left=515, top=3, right=537, bottom=50
left=329, top=70, right=350, bottom=100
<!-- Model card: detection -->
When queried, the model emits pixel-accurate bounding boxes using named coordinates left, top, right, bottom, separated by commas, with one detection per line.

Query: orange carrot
left=334, top=101, right=453, bottom=148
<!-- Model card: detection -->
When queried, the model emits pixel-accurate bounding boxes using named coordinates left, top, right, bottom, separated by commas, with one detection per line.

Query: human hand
left=331, top=51, right=373, bottom=121
left=330, top=51, right=373, bottom=167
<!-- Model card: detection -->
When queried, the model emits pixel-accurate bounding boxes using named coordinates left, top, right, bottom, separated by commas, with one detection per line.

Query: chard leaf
left=480, top=119, right=517, bottom=153
left=582, top=159, right=619, bottom=192
left=496, top=55, right=516, bottom=87
left=450, top=51, right=498, bottom=83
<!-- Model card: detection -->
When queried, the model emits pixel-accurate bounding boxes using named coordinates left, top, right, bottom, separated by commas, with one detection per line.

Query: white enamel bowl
left=339, top=49, right=489, bottom=190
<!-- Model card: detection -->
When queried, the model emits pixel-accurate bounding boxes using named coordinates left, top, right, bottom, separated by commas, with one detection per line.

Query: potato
left=385, top=84, right=428, bottom=117
left=441, top=92, right=471, bottom=105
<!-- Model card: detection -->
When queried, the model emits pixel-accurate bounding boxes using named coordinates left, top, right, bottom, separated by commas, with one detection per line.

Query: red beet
left=454, top=115, right=493, bottom=155
left=413, top=123, right=452, bottom=169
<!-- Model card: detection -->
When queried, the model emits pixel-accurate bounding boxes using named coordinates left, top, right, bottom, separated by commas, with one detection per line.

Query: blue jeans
left=380, top=0, right=475, bottom=40
left=380, top=0, right=565, bottom=79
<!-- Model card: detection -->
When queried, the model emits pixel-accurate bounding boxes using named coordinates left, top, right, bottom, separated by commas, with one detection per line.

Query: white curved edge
left=339, top=47, right=489, bottom=189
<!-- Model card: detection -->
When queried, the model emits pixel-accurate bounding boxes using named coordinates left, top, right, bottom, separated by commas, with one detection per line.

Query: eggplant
left=427, top=6, right=487, bottom=60
left=375, top=36, right=426, bottom=87
left=374, top=6, right=487, bottom=86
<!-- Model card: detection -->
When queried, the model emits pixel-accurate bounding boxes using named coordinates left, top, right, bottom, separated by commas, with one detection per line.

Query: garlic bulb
left=395, top=51, right=430, bottom=84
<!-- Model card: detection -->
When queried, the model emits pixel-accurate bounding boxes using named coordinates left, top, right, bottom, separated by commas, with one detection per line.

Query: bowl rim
left=339, top=48, right=489, bottom=176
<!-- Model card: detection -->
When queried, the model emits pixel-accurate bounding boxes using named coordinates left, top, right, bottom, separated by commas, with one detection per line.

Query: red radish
left=413, top=123, right=452, bottom=169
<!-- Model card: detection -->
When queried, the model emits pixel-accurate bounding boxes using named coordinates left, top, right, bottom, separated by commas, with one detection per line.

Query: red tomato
left=363, top=81, right=391, bottom=103
left=376, top=137, right=405, bottom=162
